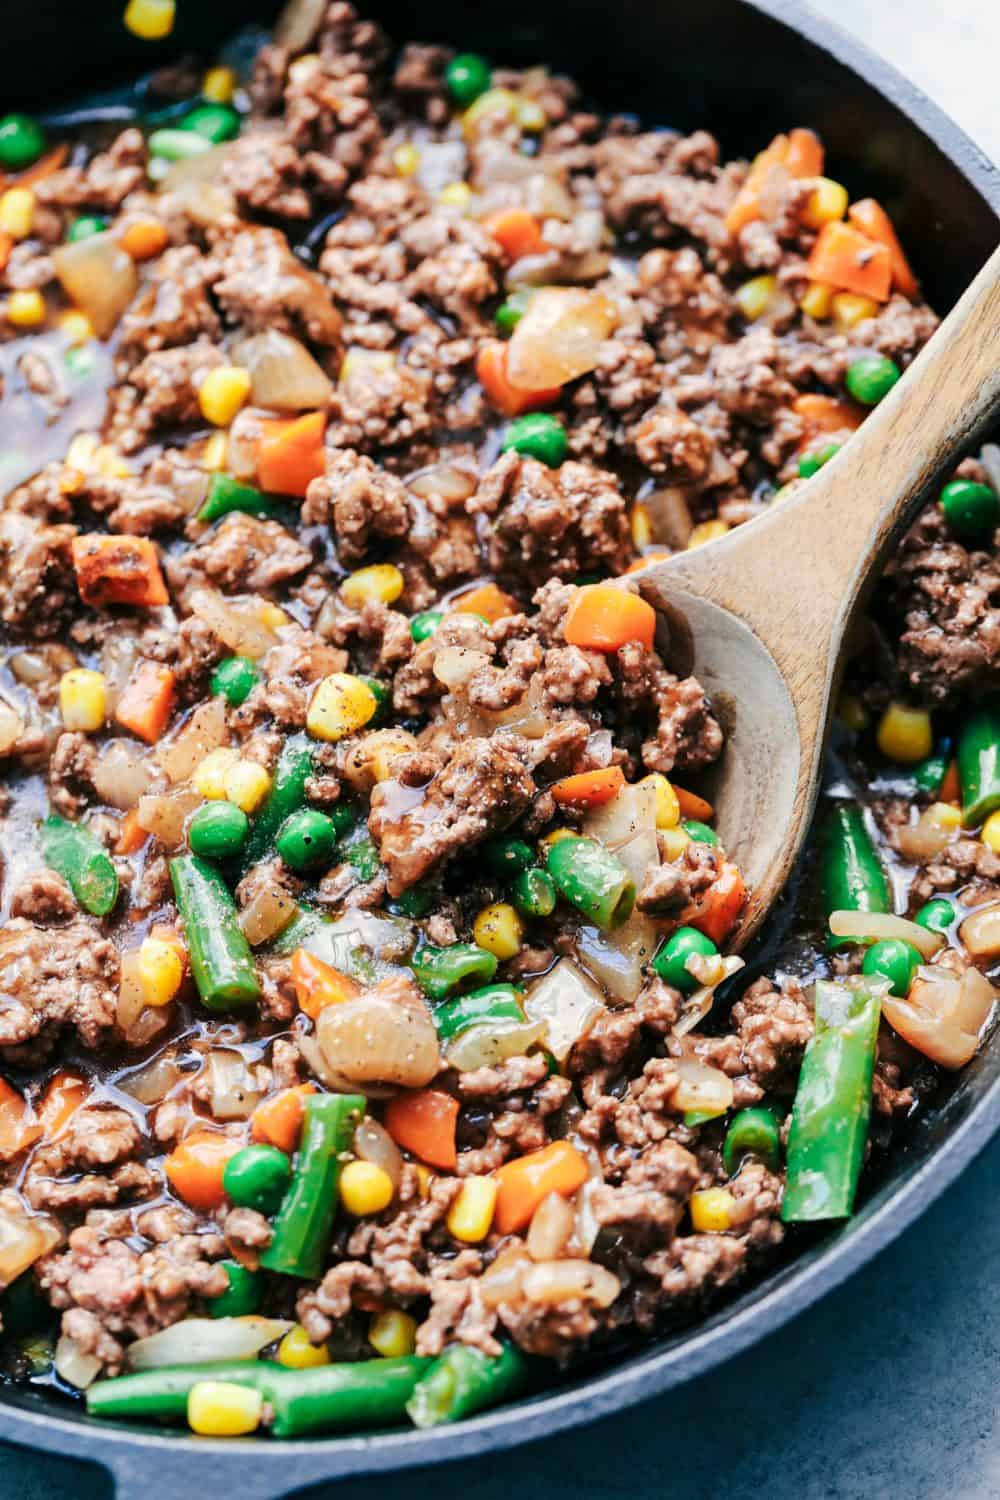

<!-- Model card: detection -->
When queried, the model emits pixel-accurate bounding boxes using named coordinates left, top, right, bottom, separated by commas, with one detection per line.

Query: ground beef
left=637, top=841, right=719, bottom=914
left=208, top=226, right=343, bottom=347
left=10, top=870, right=77, bottom=922
left=0, top=919, right=119, bottom=1056
left=0, top=516, right=77, bottom=636
left=117, top=246, right=221, bottom=367
left=304, top=449, right=413, bottom=562
left=730, top=976, right=815, bottom=1093
left=167, top=515, right=312, bottom=597
left=107, top=341, right=224, bottom=453
left=23, top=1106, right=154, bottom=1213
left=35, top=129, right=147, bottom=220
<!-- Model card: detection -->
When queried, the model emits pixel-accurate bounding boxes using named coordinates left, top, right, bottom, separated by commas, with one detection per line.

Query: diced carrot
left=452, top=581, right=519, bottom=623
left=251, top=1083, right=317, bottom=1154
left=493, top=1140, right=589, bottom=1235
left=115, top=661, right=176, bottom=744
left=848, top=198, right=918, bottom=300
left=120, top=218, right=170, bottom=262
left=624, top=551, right=671, bottom=574
left=0, top=143, right=69, bottom=192
left=37, top=1071, right=89, bottom=1139
left=673, top=785, right=714, bottom=822
left=682, top=861, right=747, bottom=946
left=290, top=948, right=360, bottom=1020
left=0, top=232, right=12, bottom=275
left=725, top=134, right=790, bottom=237
left=806, top=221, right=892, bottom=301
left=564, top=583, right=657, bottom=652
left=0, top=1078, right=41, bottom=1160
left=475, top=340, right=560, bottom=417
left=939, top=759, right=961, bottom=805
left=792, top=393, right=863, bottom=446
left=384, top=1089, right=459, bottom=1171
left=784, top=128, right=825, bottom=178
left=257, top=411, right=327, bottom=498
left=551, top=766, right=625, bottom=808
left=164, top=1130, right=242, bottom=1212
left=482, top=208, right=547, bottom=261
left=72, top=534, right=169, bottom=609
left=115, top=808, right=148, bottom=856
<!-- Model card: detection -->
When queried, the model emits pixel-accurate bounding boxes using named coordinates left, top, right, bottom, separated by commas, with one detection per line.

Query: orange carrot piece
left=120, top=218, right=170, bottom=262
left=682, top=861, right=748, bottom=946
left=72, top=534, right=169, bottom=609
left=257, top=411, right=327, bottom=498
left=290, top=948, right=360, bottom=1020
left=624, top=551, right=671, bottom=574
left=251, top=1083, right=317, bottom=1154
left=939, top=760, right=961, bottom=805
left=115, top=808, right=148, bottom=856
left=493, top=1140, right=589, bottom=1235
left=784, top=128, right=824, bottom=178
left=115, top=661, right=176, bottom=744
left=164, top=1130, right=242, bottom=1212
left=792, top=393, right=864, bottom=446
left=0, top=143, right=69, bottom=192
left=0, top=1078, right=41, bottom=1160
left=0, top=232, right=13, bottom=275
left=673, top=785, right=714, bottom=822
left=37, top=1071, right=89, bottom=1139
left=848, top=198, right=918, bottom=299
left=384, top=1089, right=459, bottom=1171
left=551, top=766, right=625, bottom=808
left=806, top=221, right=892, bottom=301
left=564, top=583, right=657, bottom=652
left=482, top=208, right=547, bottom=261
left=452, top=581, right=519, bottom=623
left=475, top=340, right=560, bottom=417
left=725, top=133, right=790, bottom=237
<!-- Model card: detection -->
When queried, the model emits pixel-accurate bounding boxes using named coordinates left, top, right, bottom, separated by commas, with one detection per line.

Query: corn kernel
left=123, top=0, right=176, bottom=40
left=516, top=98, right=547, bottom=132
left=447, top=1175, right=498, bottom=1243
left=0, top=187, right=34, bottom=240
left=831, top=291, right=879, bottom=332
left=341, top=563, right=405, bottom=610
left=188, top=1380, right=262, bottom=1436
left=836, top=692, right=869, bottom=731
left=539, top=827, right=575, bottom=852
left=876, top=701, right=933, bottom=764
left=641, top=772, right=680, bottom=830
left=392, top=143, right=420, bottom=177
left=340, top=1160, right=395, bottom=1216
left=630, top=503, right=652, bottom=551
left=138, top=936, right=184, bottom=1008
left=193, top=746, right=240, bottom=800
left=223, top=759, right=272, bottom=815
left=802, top=177, right=849, bottom=229
left=414, top=1164, right=433, bottom=1198
left=59, top=668, right=107, bottom=732
left=65, top=433, right=101, bottom=473
left=198, top=365, right=252, bottom=427
left=257, top=602, right=290, bottom=630
left=462, top=88, right=519, bottom=139
left=201, top=430, right=228, bottom=472
left=370, top=733, right=417, bottom=783
left=368, top=1309, right=417, bottom=1358
left=688, top=519, right=729, bottom=549
left=202, top=65, right=237, bottom=104
left=800, top=281, right=834, bottom=320
left=473, top=902, right=523, bottom=961
left=981, top=810, right=1000, bottom=854
left=277, top=1325, right=330, bottom=1370
left=734, top=274, right=777, bottom=321
left=439, top=181, right=473, bottom=209
left=307, top=673, right=379, bottom=743
left=95, top=444, right=133, bottom=479
left=660, top=827, right=692, bottom=862
left=7, top=289, right=45, bottom=328
left=58, top=310, right=94, bottom=346
left=928, top=801, right=962, bottom=835
left=689, top=1188, right=735, bottom=1233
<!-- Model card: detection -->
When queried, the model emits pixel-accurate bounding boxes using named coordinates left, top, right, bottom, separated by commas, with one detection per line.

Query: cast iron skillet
left=0, top=2, right=998, bottom=1494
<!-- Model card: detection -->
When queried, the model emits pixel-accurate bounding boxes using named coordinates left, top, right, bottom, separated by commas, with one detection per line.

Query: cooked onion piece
left=235, top=330, right=333, bottom=412
left=128, top=1317, right=292, bottom=1371
left=506, top=287, right=617, bottom=390
left=524, top=958, right=605, bottom=1061
left=882, top=965, right=997, bottom=1069
left=315, top=978, right=440, bottom=1088
left=959, top=901, right=1000, bottom=958
left=828, top=909, right=944, bottom=959
left=52, top=233, right=138, bottom=339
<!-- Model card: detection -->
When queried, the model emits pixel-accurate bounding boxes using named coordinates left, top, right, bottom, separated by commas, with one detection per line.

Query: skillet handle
left=101, top=1440, right=340, bottom=1500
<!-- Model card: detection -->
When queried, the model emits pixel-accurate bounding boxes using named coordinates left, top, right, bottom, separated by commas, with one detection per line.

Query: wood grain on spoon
left=640, top=242, right=1000, bottom=948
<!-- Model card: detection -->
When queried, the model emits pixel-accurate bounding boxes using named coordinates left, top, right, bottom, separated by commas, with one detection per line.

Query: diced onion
left=407, top=463, right=478, bottom=503
left=128, top=1317, right=293, bottom=1371
left=583, top=778, right=656, bottom=849
left=895, top=807, right=956, bottom=863
left=117, top=951, right=171, bottom=1047
left=234, top=330, right=333, bottom=412
left=137, top=789, right=202, bottom=849
left=828, top=909, right=944, bottom=959
left=352, top=1117, right=403, bottom=1191
left=576, top=783, right=662, bottom=1003
left=523, top=958, right=605, bottom=1061
left=160, top=143, right=234, bottom=193
left=116, top=1050, right=183, bottom=1105
left=168, top=178, right=236, bottom=227
left=670, top=1057, right=734, bottom=1115
left=91, top=740, right=156, bottom=810
left=980, top=444, right=1000, bottom=498
left=315, top=985, right=440, bottom=1088
left=155, top=698, right=229, bottom=785
left=643, top=486, right=693, bottom=549
left=526, top=1191, right=575, bottom=1261
left=52, top=232, right=138, bottom=339
left=882, top=965, right=997, bottom=1070
left=479, top=1247, right=529, bottom=1308
left=433, top=647, right=491, bottom=689
left=673, top=955, right=744, bottom=1036
left=204, top=1050, right=261, bottom=1121
left=227, top=409, right=269, bottom=483
left=55, top=1334, right=102, bottom=1390
left=520, top=1259, right=620, bottom=1308
left=240, top=884, right=298, bottom=946
left=506, top=287, right=618, bottom=390
left=0, top=1199, right=62, bottom=1286
left=444, top=1018, right=545, bottom=1072
left=190, top=588, right=278, bottom=660
left=959, top=901, right=1000, bottom=958
left=0, top=698, right=24, bottom=755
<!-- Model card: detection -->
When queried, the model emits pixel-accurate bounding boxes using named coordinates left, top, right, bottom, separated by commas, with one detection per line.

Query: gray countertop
left=3, top=1, right=999, bottom=1495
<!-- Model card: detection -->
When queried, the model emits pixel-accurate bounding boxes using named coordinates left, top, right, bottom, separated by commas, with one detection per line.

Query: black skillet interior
left=0, top=1, right=997, bottom=1492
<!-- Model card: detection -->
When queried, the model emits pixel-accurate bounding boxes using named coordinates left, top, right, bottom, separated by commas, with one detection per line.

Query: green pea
left=222, top=1144, right=292, bottom=1215
left=276, top=808, right=340, bottom=871
left=939, top=479, right=1000, bottom=545
left=845, top=353, right=901, bottom=406
left=0, top=114, right=46, bottom=170
left=496, top=290, right=533, bottom=335
left=180, top=102, right=241, bottom=143
left=147, top=128, right=214, bottom=162
left=211, top=654, right=260, bottom=706
left=651, top=925, right=718, bottom=995
left=411, top=610, right=443, bottom=643
left=67, top=214, right=109, bottom=243
left=511, top=866, right=556, bottom=918
left=445, top=53, right=492, bottom=107
left=914, top=897, right=956, bottom=936
left=797, top=441, right=841, bottom=479
left=682, top=820, right=719, bottom=846
left=484, top=837, right=535, bottom=876
left=861, top=937, right=922, bottom=997
left=188, top=801, right=249, bottom=860
left=347, top=839, right=381, bottom=882
left=502, top=412, right=568, bottom=468
left=207, top=1260, right=262, bottom=1318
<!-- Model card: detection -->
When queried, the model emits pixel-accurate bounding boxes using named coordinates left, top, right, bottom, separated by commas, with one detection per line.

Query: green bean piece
left=276, top=808, right=340, bottom=871
left=912, top=748, right=949, bottom=796
left=187, top=801, right=249, bottom=860
left=347, top=838, right=381, bottom=882
left=206, top=1261, right=262, bottom=1318
left=406, top=1343, right=529, bottom=1428
left=211, top=654, right=260, bottom=706
left=87, top=1362, right=278, bottom=1424
left=781, top=980, right=882, bottom=1223
left=147, top=127, right=213, bottom=161
left=222, top=1145, right=292, bottom=1215
left=411, top=943, right=499, bottom=1001
left=269, top=1356, right=432, bottom=1438
left=723, top=1107, right=782, bottom=1175
left=433, top=984, right=525, bottom=1041
left=389, top=883, right=435, bottom=918
left=239, top=734, right=314, bottom=872
left=198, top=472, right=281, bottom=524
left=169, top=855, right=261, bottom=1010
left=957, top=702, right=1000, bottom=827
left=180, top=102, right=241, bottom=142
left=261, top=1093, right=365, bottom=1280
left=511, top=867, right=556, bottom=919
left=819, top=803, right=890, bottom=951
left=545, top=835, right=636, bottom=931
left=40, top=814, right=118, bottom=917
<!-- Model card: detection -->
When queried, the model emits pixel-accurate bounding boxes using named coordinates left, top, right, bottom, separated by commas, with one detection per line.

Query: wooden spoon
left=639, top=244, right=1000, bottom=949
